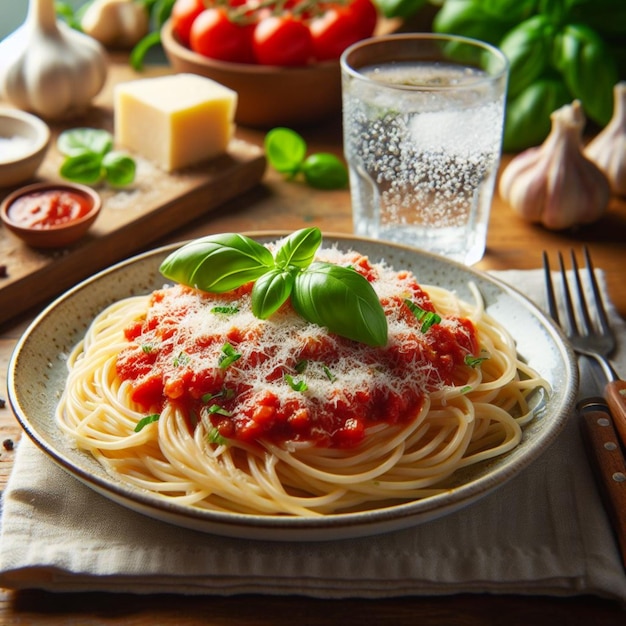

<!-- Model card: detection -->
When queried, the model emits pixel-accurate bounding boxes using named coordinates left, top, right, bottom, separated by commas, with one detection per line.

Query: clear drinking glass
left=340, top=34, right=509, bottom=265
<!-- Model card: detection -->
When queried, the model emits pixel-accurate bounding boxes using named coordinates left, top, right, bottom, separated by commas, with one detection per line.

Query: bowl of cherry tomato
left=1, top=181, right=102, bottom=248
left=161, top=0, right=379, bottom=128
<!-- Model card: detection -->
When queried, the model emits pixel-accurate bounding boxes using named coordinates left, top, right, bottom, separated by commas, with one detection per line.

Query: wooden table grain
left=1, top=59, right=626, bottom=624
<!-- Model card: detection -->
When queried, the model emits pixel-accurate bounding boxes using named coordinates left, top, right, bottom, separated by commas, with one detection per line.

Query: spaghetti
left=56, top=246, right=548, bottom=516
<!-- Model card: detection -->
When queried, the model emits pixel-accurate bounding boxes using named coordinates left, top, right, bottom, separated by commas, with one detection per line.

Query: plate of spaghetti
left=8, top=230, right=577, bottom=541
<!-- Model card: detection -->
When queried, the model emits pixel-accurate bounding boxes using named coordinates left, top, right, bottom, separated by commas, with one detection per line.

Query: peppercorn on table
left=1, top=57, right=626, bottom=625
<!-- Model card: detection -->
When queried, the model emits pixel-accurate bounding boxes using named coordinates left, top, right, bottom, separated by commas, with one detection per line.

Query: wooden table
left=1, top=58, right=626, bottom=624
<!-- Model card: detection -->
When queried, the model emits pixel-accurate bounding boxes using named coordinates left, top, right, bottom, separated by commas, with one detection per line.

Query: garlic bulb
left=499, top=100, right=610, bottom=230
left=81, top=0, right=150, bottom=49
left=0, top=0, right=108, bottom=120
left=585, top=82, right=626, bottom=196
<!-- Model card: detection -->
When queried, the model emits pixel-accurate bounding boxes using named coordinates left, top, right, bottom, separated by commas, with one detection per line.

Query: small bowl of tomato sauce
left=0, top=182, right=102, bottom=248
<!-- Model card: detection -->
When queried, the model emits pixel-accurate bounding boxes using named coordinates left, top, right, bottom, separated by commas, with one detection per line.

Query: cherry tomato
left=190, top=8, right=255, bottom=64
left=252, top=15, right=314, bottom=67
left=346, top=0, right=378, bottom=39
left=309, top=0, right=377, bottom=61
left=171, top=0, right=206, bottom=46
left=309, top=7, right=360, bottom=61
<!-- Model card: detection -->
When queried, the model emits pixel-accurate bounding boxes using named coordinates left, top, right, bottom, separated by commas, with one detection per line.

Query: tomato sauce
left=116, top=256, right=479, bottom=449
left=7, top=189, right=92, bottom=229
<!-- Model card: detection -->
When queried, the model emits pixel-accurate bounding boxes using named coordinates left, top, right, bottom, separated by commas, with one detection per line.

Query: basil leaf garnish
left=59, top=152, right=103, bottom=184
left=160, top=233, right=274, bottom=292
left=57, top=127, right=113, bottom=157
left=134, top=413, right=160, bottom=432
left=404, top=299, right=442, bottom=333
left=57, top=127, right=135, bottom=187
left=264, top=127, right=307, bottom=176
left=464, top=354, right=489, bottom=368
left=158, top=228, right=390, bottom=347
left=292, top=262, right=388, bottom=347
left=251, top=268, right=294, bottom=319
left=103, top=151, right=136, bottom=187
left=275, top=226, right=322, bottom=270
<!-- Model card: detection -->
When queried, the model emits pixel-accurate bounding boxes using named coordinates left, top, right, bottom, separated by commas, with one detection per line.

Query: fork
left=544, top=248, right=626, bottom=571
left=543, top=247, right=626, bottom=443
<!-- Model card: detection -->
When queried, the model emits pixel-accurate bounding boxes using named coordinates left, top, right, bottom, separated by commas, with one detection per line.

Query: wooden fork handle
left=578, top=398, right=626, bottom=570
left=606, top=380, right=626, bottom=450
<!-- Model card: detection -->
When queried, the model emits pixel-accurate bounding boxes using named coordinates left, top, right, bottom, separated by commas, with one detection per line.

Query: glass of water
left=340, top=34, right=509, bottom=265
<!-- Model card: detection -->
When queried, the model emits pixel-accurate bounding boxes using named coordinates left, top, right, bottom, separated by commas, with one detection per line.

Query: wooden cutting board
left=0, top=77, right=266, bottom=327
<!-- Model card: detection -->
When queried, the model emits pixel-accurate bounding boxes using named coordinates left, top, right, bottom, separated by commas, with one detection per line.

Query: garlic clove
left=585, top=81, right=626, bottom=197
left=498, top=100, right=611, bottom=230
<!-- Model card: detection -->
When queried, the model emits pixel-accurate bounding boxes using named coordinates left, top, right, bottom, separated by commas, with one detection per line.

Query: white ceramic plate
left=7, top=233, right=578, bottom=541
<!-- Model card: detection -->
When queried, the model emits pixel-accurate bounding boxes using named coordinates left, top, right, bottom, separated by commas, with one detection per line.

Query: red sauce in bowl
left=7, top=189, right=93, bottom=229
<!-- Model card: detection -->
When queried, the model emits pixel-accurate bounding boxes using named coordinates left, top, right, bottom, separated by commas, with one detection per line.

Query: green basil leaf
left=554, top=23, right=618, bottom=125
left=211, top=305, right=239, bottom=315
left=284, top=373, right=308, bottom=392
left=323, top=364, right=336, bottom=382
left=103, top=151, right=136, bottom=186
left=219, top=343, right=241, bottom=369
left=207, top=427, right=229, bottom=445
left=208, top=404, right=232, bottom=416
left=59, top=152, right=104, bottom=184
left=403, top=299, right=441, bottom=333
left=301, top=153, right=349, bottom=190
left=264, top=127, right=307, bottom=176
left=292, top=263, right=388, bottom=347
left=274, top=227, right=322, bottom=270
left=432, top=0, right=523, bottom=47
left=464, top=354, right=489, bottom=368
left=251, top=268, right=295, bottom=319
left=134, top=413, right=160, bottom=432
left=503, top=77, right=571, bottom=151
left=499, top=15, right=556, bottom=99
left=57, top=128, right=113, bottom=157
left=160, top=233, right=275, bottom=293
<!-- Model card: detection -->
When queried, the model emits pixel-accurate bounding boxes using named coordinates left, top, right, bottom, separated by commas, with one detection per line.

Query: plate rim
left=7, top=231, right=578, bottom=540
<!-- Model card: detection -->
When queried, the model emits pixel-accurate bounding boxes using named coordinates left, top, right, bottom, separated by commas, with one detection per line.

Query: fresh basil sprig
left=265, top=128, right=349, bottom=190
left=159, top=228, right=388, bottom=347
left=57, top=128, right=136, bottom=187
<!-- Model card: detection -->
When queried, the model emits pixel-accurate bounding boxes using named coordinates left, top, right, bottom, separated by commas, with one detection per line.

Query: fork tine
left=570, top=249, right=593, bottom=336
left=543, top=248, right=618, bottom=382
left=542, top=251, right=560, bottom=323
left=558, top=250, right=579, bottom=336
left=583, top=246, right=612, bottom=337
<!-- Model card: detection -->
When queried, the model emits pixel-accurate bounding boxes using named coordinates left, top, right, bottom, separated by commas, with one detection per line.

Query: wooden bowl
left=0, top=108, right=51, bottom=188
left=1, top=182, right=102, bottom=248
left=160, top=19, right=341, bottom=128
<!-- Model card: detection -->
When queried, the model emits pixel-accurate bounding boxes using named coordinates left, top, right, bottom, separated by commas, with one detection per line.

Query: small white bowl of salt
left=0, top=108, right=50, bottom=188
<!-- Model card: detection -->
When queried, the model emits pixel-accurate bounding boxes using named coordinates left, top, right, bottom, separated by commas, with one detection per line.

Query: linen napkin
left=1, top=269, right=626, bottom=601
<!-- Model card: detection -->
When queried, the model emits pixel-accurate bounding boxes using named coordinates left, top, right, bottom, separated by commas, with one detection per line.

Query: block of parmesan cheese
left=114, top=73, right=238, bottom=172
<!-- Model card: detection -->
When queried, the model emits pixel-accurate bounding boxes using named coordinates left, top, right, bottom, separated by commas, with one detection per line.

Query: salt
left=0, top=135, right=34, bottom=162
